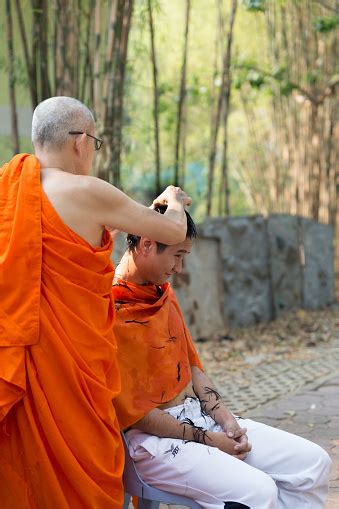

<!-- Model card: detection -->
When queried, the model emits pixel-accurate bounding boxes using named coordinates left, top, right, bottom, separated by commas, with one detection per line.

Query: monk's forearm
left=163, top=201, right=187, bottom=240
left=191, top=366, right=232, bottom=428
left=131, top=408, right=208, bottom=444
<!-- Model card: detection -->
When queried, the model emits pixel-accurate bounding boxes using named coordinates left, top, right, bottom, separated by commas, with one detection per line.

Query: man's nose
left=173, top=259, right=183, bottom=274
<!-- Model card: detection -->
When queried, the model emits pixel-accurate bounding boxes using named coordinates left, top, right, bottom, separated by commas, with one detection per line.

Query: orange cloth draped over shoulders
left=0, top=154, right=124, bottom=508
left=112, top=279, right=203, bottom=430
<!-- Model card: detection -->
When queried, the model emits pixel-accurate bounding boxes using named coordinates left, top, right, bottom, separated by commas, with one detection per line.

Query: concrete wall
left=197, top=214, right=335, bottom=331
left=267, top=215, right=303, bottom=317
left=111, top=233, right=126, bottom=266
left=301, top=218, right=335, bottom=309
left=110, top=215, right=335, bottom=339
left=266, top=215, right=335, bottom=316
left=201, top=216, right=272, bottom=327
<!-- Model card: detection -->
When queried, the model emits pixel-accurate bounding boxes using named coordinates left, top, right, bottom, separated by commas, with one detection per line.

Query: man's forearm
left=131, top=408, right=209, bottom=444
left=131, top=407, right=244, bottom=455
left=191, top=366, right=233, bottom=429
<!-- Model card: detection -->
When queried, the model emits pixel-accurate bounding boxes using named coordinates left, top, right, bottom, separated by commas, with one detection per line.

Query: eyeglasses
left=69, top=131, right=103, bottom=151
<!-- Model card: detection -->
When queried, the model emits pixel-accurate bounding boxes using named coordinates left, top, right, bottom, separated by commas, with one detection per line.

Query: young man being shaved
left=113, top=206, right=331, bottom=509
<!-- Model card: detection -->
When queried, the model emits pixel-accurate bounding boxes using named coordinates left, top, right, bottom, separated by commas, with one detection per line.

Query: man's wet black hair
left=126, top=204, right=197, bottom=253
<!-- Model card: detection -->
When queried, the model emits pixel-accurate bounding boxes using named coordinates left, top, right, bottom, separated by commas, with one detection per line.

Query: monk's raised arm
left=87, top=177, right=191, bottom=245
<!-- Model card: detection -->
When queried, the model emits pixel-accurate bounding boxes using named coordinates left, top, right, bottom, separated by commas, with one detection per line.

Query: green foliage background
left=0, top=0, right=336, bottom=222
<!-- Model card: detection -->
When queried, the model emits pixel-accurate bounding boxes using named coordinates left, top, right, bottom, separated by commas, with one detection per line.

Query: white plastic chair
left=122, top=432, right=202, bottom=509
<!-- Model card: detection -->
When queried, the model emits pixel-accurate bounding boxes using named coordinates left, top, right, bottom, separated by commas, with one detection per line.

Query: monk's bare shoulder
left=41, top=170, right=110, bottom=208
left=40, top=170, right=105, bottom=246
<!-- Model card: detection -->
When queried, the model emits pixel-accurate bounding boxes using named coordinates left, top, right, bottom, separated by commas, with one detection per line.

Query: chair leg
left=123, top=493, right=131, bottom=509
left=137, top=499, right=160, bottom=509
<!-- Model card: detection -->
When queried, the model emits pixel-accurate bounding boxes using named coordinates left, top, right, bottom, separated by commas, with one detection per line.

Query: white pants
left=126, top=398, right=331, bottom=509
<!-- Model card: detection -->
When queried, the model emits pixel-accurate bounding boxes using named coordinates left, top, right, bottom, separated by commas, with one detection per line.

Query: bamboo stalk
left=110, top=0, right=134, bottom=188
left=6, top=0, right=20, bottom=153
left=174, top=0, right=191, bottom=187
left=30, top=0, right=40, bottom=102
left=80, top=0, right=94, bottom=102
left=147, top=0, right=161, bottom=194
left=39, top=0, right=51, bottom=99
left=219, top=0, right=237, bottom=216
left=14, top=0, right=38, bottom=109
left=93, top=0, right=102, bottom=115
left=206, top=0, right=237, bottom=216
left=180, top=99, right=188, bottom=188
left=101, top=0, right=119, bottom=124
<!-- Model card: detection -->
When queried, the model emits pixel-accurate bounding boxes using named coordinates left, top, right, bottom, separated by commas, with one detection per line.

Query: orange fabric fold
left=0, top=154, right=41, bottom=422
left=0, top=153, right=41, bottom=347
left=112, top=279, right=203, bottom=430
left=0, top=155, right=124, bottom=508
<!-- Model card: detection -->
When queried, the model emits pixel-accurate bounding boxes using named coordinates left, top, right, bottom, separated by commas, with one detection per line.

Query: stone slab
left=301, top=218, right=335, bottom=309
left=267, top=214, right=303, bottom=317
left=201, top=216, right=272, bottom=326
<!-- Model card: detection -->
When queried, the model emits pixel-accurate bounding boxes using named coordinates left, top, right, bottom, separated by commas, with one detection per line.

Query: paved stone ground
left=214, top=344, right=339, bottom=416
left=247, top=373, right=339, bottom=509
left=156, top=336, right=339, bottom=509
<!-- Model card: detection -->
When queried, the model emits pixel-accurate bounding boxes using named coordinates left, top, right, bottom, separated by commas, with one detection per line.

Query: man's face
left=142, top=237, right=193, bottom=285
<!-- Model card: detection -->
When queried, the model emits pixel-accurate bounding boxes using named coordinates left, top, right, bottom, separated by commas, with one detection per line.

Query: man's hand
left=153, top=186, right=192, bottom=207
left=219, top=415, right=252, bottom=459
left=233, top=430, right=251, bottom=457
left=208, top=432, right=250, bottom=460
left=222, top=415, right=246, bottom=439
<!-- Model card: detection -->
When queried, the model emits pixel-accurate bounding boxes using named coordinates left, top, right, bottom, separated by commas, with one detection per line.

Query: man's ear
left=74, top=133, right=87, bottom=156
left=139, top=238, right=155, bottom=256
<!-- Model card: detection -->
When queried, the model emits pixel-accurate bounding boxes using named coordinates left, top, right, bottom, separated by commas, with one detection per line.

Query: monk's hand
left=153, top=186, right=192, bottom=207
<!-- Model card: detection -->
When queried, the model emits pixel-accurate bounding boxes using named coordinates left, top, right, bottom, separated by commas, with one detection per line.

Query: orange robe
left=0, top=154, right=124, bottom=508
left=112, top=279, right=203, bottom=430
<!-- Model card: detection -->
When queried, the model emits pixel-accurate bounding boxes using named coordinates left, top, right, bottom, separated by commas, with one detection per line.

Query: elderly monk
left=0, top=96, right=191, bottom=509
left=113, top=206, right=331, bottom=509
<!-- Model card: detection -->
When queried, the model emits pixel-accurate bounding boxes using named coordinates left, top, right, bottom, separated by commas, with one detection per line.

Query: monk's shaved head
left=32, top=96, right=94, bottom=149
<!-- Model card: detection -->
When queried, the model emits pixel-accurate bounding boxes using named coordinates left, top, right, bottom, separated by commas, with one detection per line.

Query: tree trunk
left=148, top=0, right=161, bottom=194
left=110, top=0, right=134, bottom=188
left=80, top=0, right=95, bottom=102
left=6, top=0, right=20, bottom=154
left=206, top=0, right=238, bottom=216
left=93, top=0, right=102, bottom=115
left=30, top=0, right=40, bottom=101
left=93, top=0, right=133, bottom=187
left=101, top=0, right=119, bottom=124
left=54, top=0, right=79, bottom=96
left=180, top=100, right=188, bottom=187
left=219, top=0, right=237, bottom=216
left=173, top=0, right=190, bottom=187
left=14, top=0, right=38, bottom=109
left=38, top=0, right=51, bottom=99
